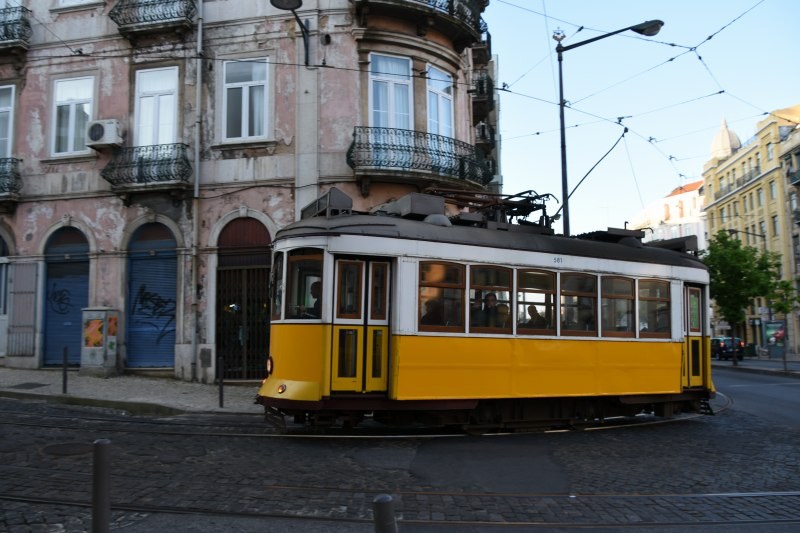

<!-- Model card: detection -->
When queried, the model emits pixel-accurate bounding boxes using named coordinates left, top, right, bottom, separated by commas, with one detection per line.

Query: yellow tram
left=257, top=188, right=713, bottom=429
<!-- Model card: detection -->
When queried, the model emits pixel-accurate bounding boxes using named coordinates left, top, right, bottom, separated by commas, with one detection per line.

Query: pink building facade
left=0, top=0, right=499, bottom=381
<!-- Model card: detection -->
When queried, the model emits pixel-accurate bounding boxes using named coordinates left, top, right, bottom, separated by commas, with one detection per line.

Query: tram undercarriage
left=258, top=391, right=714, bottom=432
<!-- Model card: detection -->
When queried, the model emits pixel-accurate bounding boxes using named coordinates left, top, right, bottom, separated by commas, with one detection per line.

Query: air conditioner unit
left=86, top=119, right=123, bottom=148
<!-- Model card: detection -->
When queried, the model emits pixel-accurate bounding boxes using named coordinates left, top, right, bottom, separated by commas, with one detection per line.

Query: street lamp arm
left=555, top=18, right=663, bottom=237
left=728, top=229, right=767, bottom=241
left=558, top=20, right=664, bottom=52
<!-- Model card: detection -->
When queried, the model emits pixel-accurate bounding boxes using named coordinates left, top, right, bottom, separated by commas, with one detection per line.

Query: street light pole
left=554, top=20, right=663, bottom=237
left=270, top=0, right=310, bottom=66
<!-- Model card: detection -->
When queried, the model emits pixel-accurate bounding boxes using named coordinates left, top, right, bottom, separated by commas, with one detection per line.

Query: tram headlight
left=277, top=384, right=287, bottom=394
left=266, top=356, right=274, bottom=376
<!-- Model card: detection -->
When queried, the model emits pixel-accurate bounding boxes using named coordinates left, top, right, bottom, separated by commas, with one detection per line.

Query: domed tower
left=709, top=118, right=742, bottom=161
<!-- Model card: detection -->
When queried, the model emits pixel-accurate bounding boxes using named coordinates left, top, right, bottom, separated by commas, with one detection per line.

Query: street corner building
left=0, top=0, right=498, bottom=382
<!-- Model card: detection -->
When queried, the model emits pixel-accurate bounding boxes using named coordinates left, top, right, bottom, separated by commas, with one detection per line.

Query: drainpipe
left=191, top=1, right=204, bottom=382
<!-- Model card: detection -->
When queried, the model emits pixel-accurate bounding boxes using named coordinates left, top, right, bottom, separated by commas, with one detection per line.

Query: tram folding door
left=331, top=259, right=390, bottom=393
left=683, top=284, right=706, bottom=389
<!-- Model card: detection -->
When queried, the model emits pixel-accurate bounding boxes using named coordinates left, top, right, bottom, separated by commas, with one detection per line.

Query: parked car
left=712, top=336, right=743, bottom=360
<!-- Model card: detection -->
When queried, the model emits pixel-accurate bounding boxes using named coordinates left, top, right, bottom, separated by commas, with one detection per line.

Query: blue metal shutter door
left=43, top=261, right=89, bottom=365
left=127, top=253, right=177, bottom=367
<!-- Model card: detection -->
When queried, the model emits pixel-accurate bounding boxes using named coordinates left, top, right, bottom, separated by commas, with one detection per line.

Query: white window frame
left=0, top=85, right=15, bottom=158
left=135, top=66, right=179, bottom=147
left=368, top=53, right=413, bottom=129
left=51, top=76, right=93, bottom=156
left=426, top=65, right=453, bottom=138
left=222, top=58, right=270, bottom=142
left=58, top=0, right=94, bottom=6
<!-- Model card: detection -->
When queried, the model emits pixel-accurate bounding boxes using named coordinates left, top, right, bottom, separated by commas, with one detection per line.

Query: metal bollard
left=62, top=346, right=68, bottom=394
left=92, top=439, right=112, bottom=533
left=218, top=356, right=224, bottom=408
left=373, top=493, right=398, bottom=533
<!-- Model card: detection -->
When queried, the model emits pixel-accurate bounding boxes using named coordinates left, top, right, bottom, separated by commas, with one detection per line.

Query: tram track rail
left=0, top=395, right=729, bottom=439
left=2, top=485, right=800, bottom=529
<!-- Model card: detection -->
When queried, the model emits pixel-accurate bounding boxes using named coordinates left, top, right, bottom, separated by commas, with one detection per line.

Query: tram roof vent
left=383, top=193, right=445, bottom=220
left=300, top=187, right=353, bottom=219
left=646, top=235, right=699, bottom=254
left=576, top=227, right=645, bottom=244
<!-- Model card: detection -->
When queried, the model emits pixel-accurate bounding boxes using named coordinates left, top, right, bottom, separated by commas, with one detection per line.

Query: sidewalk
left=0, top=367, right=263, bottom=416
left=711, top=356, right=800, bottom=378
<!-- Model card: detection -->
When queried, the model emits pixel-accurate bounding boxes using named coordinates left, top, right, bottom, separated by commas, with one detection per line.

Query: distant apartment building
left=627, top=180, right=706, bottom=249
left=0, top=0, right=499, bottom=381
left=702, top=106, right=800, bottom=348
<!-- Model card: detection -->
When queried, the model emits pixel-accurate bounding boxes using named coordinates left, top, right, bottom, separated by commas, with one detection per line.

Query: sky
left=482, top=0, right=800, bottom=235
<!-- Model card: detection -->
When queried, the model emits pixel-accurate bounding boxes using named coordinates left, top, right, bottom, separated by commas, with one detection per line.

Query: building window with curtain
left=0, top=86, right=13, bottom=157
left=52, top=77, right=93, bottom=155
left=136, top=67, right=178, bottom=146
left=369, top=54, right=413, bottom=166
left=223, top=58, right=268, bottom=141
left=370, top=54, right=412, bottom=129
left=427, top=66, right=452, bottom=137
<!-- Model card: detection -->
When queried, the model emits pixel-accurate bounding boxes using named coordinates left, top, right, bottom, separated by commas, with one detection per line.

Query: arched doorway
left=216, top=217, right=271, bottom=379
left=127, top=223, right=177, bottom=367
left=43, top=227, right=89, bottom=366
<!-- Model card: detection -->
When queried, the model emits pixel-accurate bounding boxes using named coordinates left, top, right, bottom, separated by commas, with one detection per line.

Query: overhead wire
left=493, top=0, right=783, bottom=197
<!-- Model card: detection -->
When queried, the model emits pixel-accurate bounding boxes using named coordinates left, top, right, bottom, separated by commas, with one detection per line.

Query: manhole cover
left=42, top=442, right=94, bottom=456
left=8, top=382, right=48, bottom=390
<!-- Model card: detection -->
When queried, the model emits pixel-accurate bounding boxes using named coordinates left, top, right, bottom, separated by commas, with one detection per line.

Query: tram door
left=331, top=259, right=390, bottom=393
left=683, top=284, right=706, bottom=388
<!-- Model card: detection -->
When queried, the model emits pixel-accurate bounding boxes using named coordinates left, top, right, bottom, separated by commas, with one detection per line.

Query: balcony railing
left=353, top=0, right=485, bottom=48
left=0, top=157, right=21, bottom=213
left=471, top=70, right=495, bottom=121
left=347, top=127, right=493, bottom=187
left=0, top=7, right=32, bottom=51
left=472, top=25, right=491, bottom=65
left=101, top=144, right=192, bottom=191
left=109, top=0, right=196, bottom=39
left=0, top=157, right=21, bottom=193
left=789, top=170, right=800, bottom=186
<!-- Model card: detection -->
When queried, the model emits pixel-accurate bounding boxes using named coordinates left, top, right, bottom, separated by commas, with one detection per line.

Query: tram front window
left=285, top=248, right=323, bottom=319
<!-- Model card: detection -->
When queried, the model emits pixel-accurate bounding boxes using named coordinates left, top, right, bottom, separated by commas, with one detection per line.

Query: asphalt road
left=712, top=366, right=800, bottom=427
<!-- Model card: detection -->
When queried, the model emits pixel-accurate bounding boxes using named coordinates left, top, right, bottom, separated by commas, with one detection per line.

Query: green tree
left=769, top=279, right=800, bottom=318
left=701, top=230, right=780, bottom=364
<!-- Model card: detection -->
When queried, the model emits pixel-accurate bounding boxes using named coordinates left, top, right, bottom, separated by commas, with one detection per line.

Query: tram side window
left=419, top=261, right=464, bottom=331
left=270, top=251, right=284, bottom=320
left=601, top=277, right=634, bottom=338
left=470, top=266, right=512, bottom=332
left=639, top=280, right=670, bottom=338
left=285, top=248, right=323, bottom=319
left=517, top=269, right=556, bottom=335
left=561, top=273, right=597, bottom=336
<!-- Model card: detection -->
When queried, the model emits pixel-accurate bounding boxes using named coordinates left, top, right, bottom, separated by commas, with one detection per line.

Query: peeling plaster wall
left=0, top=0, right=487, bottom=377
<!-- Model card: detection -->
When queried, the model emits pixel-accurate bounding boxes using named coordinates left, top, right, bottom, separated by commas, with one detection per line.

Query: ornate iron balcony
left=353, top=0, right=485, bottom=49
left=789, top=169, right=800, bottom=187
left=101, top=144, right=192, bottom=189
left=347, top=127, right=493, bottom=187
left=109, top=0, right=196, bottom=38
left=471, top=70, right=495, bottom=121
left=0, top=7, right=32, bottom=50
left=0, top=157, right=21, bottom=194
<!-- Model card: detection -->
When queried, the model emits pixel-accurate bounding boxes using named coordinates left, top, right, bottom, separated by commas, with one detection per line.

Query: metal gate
left=215, top=218, right=271, bottom=380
